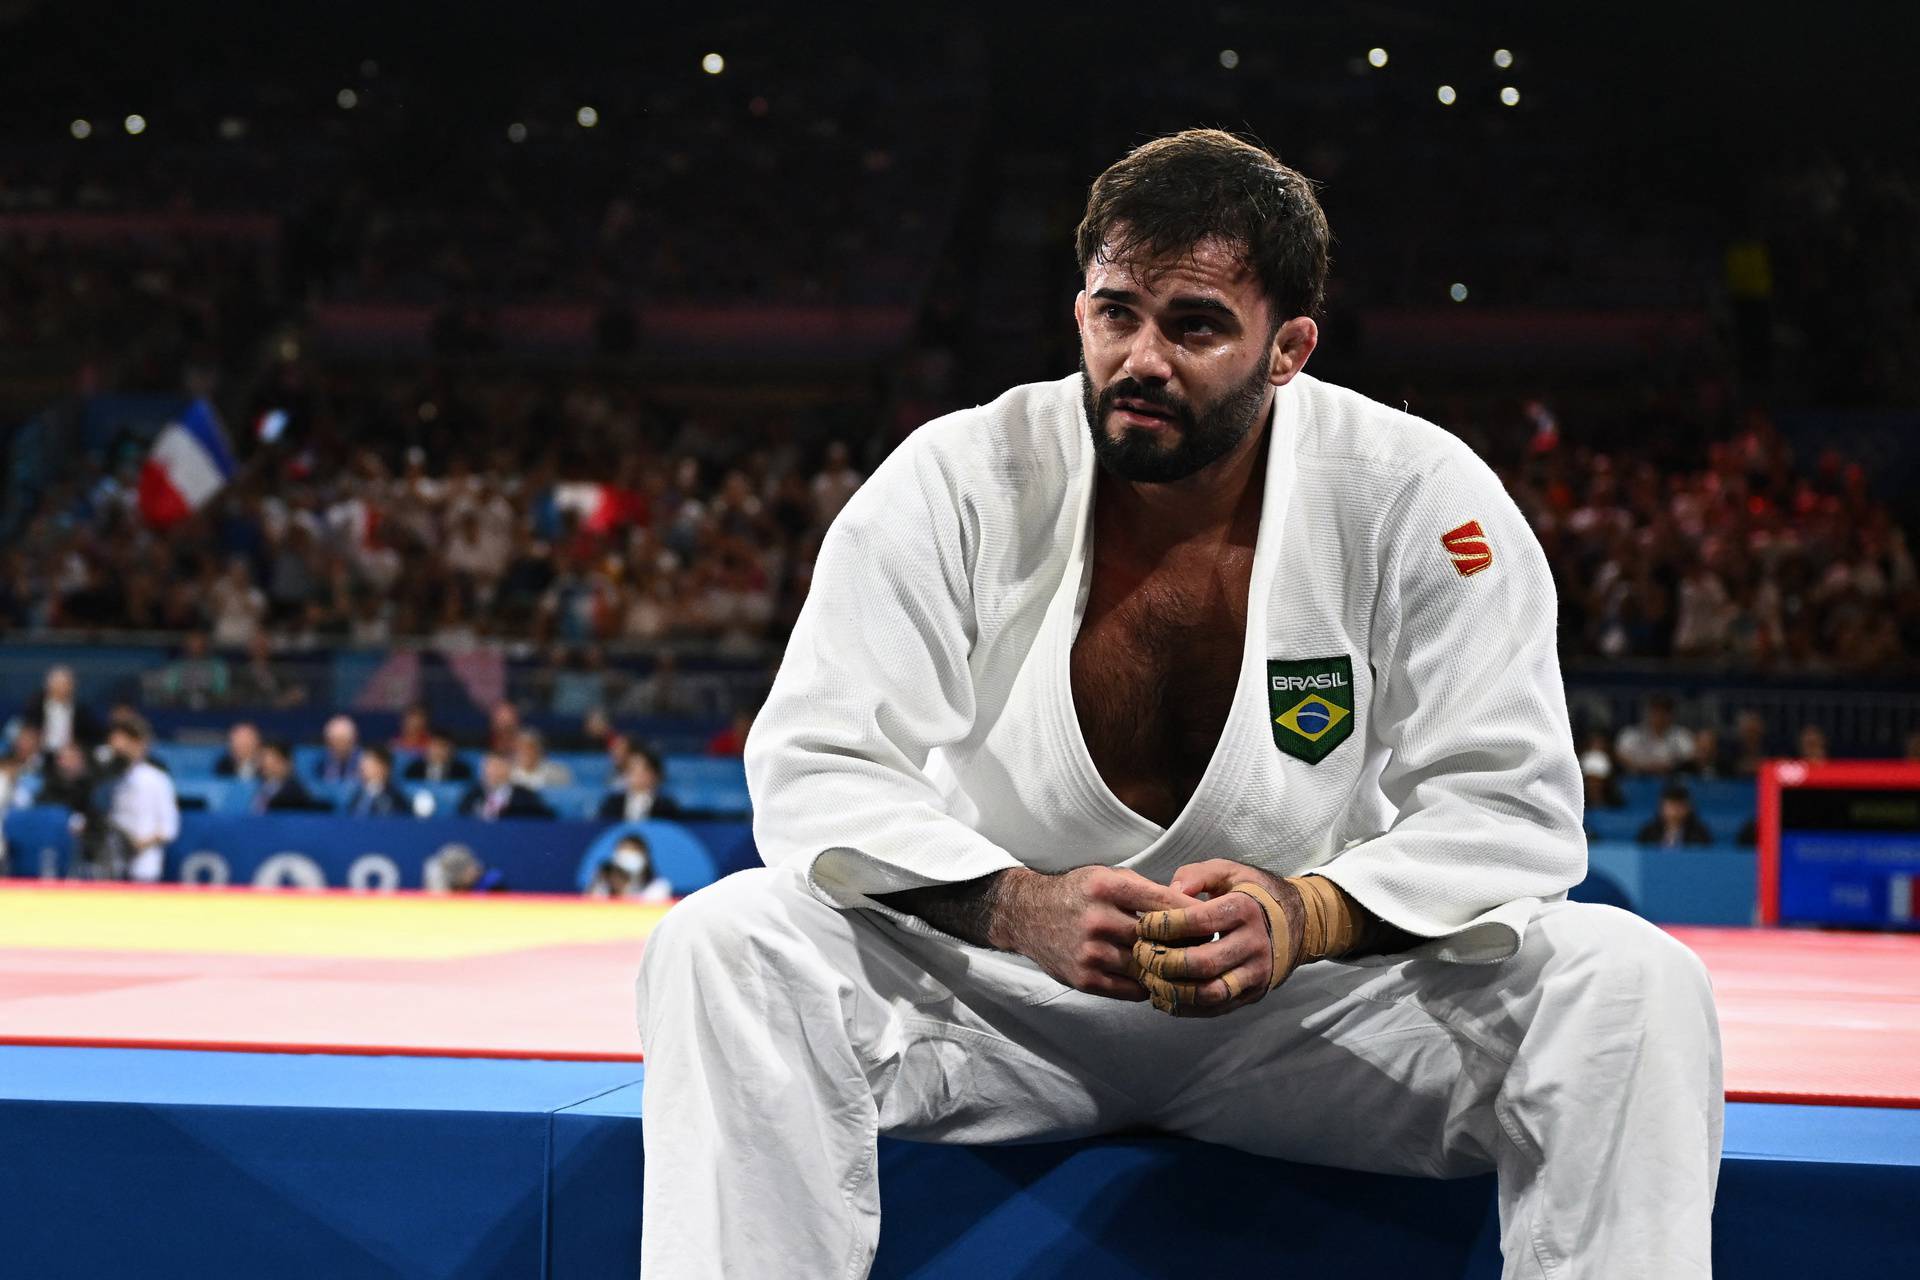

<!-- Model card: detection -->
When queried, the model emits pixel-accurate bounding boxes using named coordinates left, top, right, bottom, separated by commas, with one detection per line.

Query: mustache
left=1097, top=379, right=1193, bottom=426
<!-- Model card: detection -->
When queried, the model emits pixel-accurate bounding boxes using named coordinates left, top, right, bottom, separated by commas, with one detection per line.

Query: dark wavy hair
left=1075, top=129, right=1331, bottom=324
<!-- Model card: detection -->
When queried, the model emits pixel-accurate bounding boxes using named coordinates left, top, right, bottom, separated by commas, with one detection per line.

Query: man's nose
left=1121, top=323, right=1175, bottom=384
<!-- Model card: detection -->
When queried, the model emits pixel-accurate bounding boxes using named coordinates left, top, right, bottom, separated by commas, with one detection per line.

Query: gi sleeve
left=1315, top=446, right=1586, bottom=959
left=746, top=442, right=1023, bottom=909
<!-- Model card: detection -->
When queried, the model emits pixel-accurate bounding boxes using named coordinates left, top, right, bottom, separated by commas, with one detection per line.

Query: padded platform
left=5, top=885, right=1920, bottom=1106
left=2, top=1048, right=1915, bottom=1278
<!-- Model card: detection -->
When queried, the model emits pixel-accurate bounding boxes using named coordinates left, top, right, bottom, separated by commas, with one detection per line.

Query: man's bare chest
left=1068, top=546, right=1255, bottom=825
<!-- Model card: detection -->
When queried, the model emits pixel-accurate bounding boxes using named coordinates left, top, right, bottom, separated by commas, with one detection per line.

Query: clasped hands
left=998, top=859, right=1352, bottom=1019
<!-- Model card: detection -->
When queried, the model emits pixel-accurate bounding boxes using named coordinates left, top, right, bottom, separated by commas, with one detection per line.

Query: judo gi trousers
left=636, top=866, right=1723, bottom=1278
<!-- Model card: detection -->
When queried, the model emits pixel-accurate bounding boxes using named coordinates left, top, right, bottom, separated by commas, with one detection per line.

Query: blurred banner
left=2, top=810, right=756, bottom=894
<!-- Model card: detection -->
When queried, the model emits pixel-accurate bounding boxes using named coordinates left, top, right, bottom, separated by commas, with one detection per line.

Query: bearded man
left=637, top=129, right=1722, bottom=1279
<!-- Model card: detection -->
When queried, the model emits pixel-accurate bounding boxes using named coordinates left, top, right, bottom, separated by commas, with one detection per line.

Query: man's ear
left=1267, top=316, right=1319, bottom=386
left=1073, top=290, right=1088, bottom=336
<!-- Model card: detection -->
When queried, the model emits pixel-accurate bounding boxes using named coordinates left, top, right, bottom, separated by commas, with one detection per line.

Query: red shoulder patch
left=1441, top=519, right=1494, bottom=577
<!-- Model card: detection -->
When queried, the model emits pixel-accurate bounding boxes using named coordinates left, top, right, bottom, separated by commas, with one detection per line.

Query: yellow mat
left=0, top=885, right=671, bottom=960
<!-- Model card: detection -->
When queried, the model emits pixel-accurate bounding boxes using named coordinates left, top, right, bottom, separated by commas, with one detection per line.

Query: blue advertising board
left=2, top=809, right=755, bottom=896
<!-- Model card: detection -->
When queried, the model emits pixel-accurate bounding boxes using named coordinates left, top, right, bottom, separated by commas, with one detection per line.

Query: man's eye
left=1182, top=318, right=1216, bottom=335
left=1101, top=305, right=1131, bottom=322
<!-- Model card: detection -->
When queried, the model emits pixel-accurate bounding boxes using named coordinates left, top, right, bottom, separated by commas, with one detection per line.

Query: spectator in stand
left=404, top=731, right=475, bottom=782
left=253, top=740, right=325, bottom=812
left=105, top=716, right=178, bottom=882
left=604, top=730, right=634, bottom=779
left=1578, top=729, right=1624, bottom=810
left=588, top=833, right=674, bottom=901
left=344, top=746, right=410, bottom=817
left=37, top=743, right=96, bottom=811
left=569, top=705, right=619, bottom=753
left=487, top=703, right=522, bottom=755
left=314, top=715, right=362, bottom=785
left=21, top=666, right=101, bottom=758
left=598, top=748, right=683, bottom=822
left=1725, top=711, right=1769, bottom=778
left=1797, top=724, right=1830, bottom=763
left=811, top=440, right=863, bottom=527
left=705, top=707, right=754, bottom=757
left=3, top=725, right=45, bottom=787
left=232, top=633, right=305, bottom=708
left=1684, top=727, right=1724, bottom=780
left=214, top=721, right=265, bottom=780
left=460, top=751, right=553, bottom=819
left=1635, top=783, right=1716, bottom=848
left=510, top=728, right=573, bottom=790
left=550, top=646, right=619, bottom=717
left=618, top=652, right=701, bottom=716
left=392, top=705, right=434, bottom=753
left=150, top=632, right=230, bottom=709
left=2, top=730, right=53, bottom=813
left=1614, top=696, right=1695, bottom=775
left=207, top=558, right=269, bottom=647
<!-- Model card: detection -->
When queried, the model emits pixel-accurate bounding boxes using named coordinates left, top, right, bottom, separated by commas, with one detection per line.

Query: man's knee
left=636, top=866, right=836, bottom=1022
left=643, top=866, right=797, bottom=971
left=1525, top=902, right=1716, bottom=1029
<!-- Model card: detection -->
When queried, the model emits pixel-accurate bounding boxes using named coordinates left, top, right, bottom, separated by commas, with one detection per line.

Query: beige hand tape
left=1230, top=875, right=1363, bottom=990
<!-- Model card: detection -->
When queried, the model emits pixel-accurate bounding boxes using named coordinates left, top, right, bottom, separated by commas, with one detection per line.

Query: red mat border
left=0, top=1033, right=645, bottom=1063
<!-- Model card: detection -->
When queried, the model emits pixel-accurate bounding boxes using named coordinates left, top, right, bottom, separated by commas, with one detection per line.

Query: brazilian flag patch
left=1267, top=656, right=1355, bottom=764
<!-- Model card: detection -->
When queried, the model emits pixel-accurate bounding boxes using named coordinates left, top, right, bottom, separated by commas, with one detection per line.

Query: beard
left=1080, top=355, right=1273, bottom=484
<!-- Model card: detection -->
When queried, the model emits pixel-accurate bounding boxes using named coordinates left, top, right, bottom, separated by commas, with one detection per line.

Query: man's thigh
left=645, top=866, right=1145, bottom=1144
left=1132, top=903, right=1657, bottom=1178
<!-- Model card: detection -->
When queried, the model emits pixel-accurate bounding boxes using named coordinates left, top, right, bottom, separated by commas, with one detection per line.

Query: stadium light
left=69, top=118, right=92, bottom=139
left=219, top=117, right=247, bottom=140
left=123, top=114, right=147, bottom=135
left=1500, top=86, right=1521, bottom=107
left=1450, top=282, right=1469, bottom=302
left=1367, top=47, right=1389, bottom=68
left=337, top=88, right=359, bottom=110
left=702, top=52, right=725, bottom=75
left=507, top=122, right=528, bottom=143
left=1219, top=49, right=1240, bottom=70
left=1493, top=48, right=1514, bottom=69
left=576, top=105, right=599, bottom=128
left=1436, top=85, right=1457, bottom=106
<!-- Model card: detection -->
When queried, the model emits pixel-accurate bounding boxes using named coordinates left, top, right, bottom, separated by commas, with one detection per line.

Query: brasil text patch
left=1267, top=655, right=1355, bottom=764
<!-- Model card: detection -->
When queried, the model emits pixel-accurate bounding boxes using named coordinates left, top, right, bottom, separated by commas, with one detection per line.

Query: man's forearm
left=874, top=869, right=1026, bottom=949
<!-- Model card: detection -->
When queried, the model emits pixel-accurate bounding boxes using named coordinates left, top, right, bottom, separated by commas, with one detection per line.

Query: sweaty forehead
left=1087, top=233, right=1259, bottom=304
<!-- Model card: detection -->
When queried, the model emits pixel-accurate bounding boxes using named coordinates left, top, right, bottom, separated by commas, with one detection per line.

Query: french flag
left=138, top=400, right=236, bottom=529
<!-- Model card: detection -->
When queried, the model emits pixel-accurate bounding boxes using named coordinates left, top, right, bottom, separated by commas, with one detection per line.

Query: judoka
left=637, top=128, right=1723, bottom=1278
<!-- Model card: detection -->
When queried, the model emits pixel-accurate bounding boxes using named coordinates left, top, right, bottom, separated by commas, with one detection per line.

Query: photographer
left=93, top=716, right=179, bottom=882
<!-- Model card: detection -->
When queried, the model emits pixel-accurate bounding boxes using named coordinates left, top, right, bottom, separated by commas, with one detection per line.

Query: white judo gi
left=637, top=373, right=1724, bottom=1278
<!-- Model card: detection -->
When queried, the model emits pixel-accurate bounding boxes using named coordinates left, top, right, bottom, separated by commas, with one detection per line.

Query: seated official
left=1634, top=783, right=1715, bottom=847
left=403, top=732, right=475, bottom=783
left=213, top=721, right=265, bottom=780
left=312, top=714, right=363, bottom=786
left=589, top=833, right=675, bottom=901
left=459, top=751, right=555, bottom=820
left=597, top=748, right=684, bottom=822
left=253, top=740, right=328, bottom=813
left=342, top=745, right=410, bottom=818
left=509, top=727, right=574, bottom=790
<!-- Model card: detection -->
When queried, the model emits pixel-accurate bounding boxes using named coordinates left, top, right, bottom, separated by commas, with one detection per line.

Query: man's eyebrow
left=1166, top=294, right=1238, bottom=319
left=1090, top=287, right=1239, bottom=320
